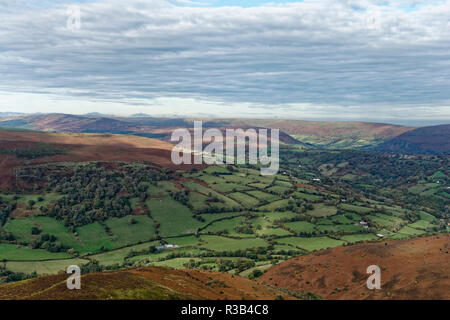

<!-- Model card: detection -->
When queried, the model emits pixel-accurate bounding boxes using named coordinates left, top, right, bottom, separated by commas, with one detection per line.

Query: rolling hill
left=0, top=128, right=198, bottom=190
left=372, top=124, right=450, bottom=154
left=259, top=235, right=450, bottom=300
left=0, top=114, right=416, bottom=149
left=222, top=119, right=415, bottom=149
left=0, top=266, right=300, bottom=300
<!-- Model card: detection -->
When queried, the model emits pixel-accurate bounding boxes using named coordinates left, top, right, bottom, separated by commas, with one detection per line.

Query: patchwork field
left=0, top=128, right=447, bottom=296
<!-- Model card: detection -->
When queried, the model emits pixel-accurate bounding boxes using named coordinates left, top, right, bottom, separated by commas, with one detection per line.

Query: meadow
left=0, top=156, right=446, bottom=278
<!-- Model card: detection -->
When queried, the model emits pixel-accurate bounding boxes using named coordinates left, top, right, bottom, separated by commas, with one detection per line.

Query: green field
left=259, top=199, right=291, bottom=211
left=105, top=215, right=156, bottom=247
left=199, top=235, right=267, bottom=251
left=5, top=258, right=89, bottom=275
left=0, top=243, right=71, bottom=261
left=278, top=236, right=345, bottom=251
left=284, top=221, right=316, bottom=234
left=75, top=222, right=119, bottom=254
left=307, top=204, right=337, bottom=217
left=340, top=233, right=379, bottom=243
left=147, top=197, right=204, bottom=237
left=339, top=204, right=373, bottom=214
left=246, top=190, right=280, bottom=202
left=0, top=153, right=446, bottom=279
left=228, top=192, right=260, bottom=208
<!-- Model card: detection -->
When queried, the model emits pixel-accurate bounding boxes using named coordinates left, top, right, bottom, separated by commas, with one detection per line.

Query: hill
left=259, top=235, right=450, bottom=300
left=222, top=119, right=414, bottom=149
left=372, top=124, right=450, bottom=154
left=0, top=128, right=197, bottom=190
left=0, top=266, right=299, bottom=300
left=0, top=114, right=415, bottom=149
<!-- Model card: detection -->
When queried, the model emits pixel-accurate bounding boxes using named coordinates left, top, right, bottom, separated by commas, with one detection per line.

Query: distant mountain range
left=0, top=112, right=27, bottom=117
left=0, top=113, right=448, bottom=154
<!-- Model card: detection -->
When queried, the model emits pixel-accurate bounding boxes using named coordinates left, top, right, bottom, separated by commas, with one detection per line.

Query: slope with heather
left=259, top=235, right=450, bottom=300
left=0, top=128, right=197, bottom=190
left=372, top=124, right=450, bottom=154
left=0, top=266, right=300, bottom=300
left=0, top=114, right=416, bottom=149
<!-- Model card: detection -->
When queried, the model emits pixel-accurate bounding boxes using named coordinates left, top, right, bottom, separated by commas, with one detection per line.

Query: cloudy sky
left=1, top=0, right=449, bottom=124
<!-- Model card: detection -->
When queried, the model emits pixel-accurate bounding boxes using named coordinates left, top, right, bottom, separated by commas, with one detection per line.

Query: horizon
left=1, top=111, right=449, bottom=127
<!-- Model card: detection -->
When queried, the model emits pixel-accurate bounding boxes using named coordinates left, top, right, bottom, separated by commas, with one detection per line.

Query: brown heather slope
left=0, top=129, right=201, bottom=190
left=259, top=235, right=450, bottom=300
left=0, top=267, right=298, bottom=300
left=225, top=119, right=414, bottom=139
left=0, top=114, right=413, bottom=145
left=372, top=124, right=450, bottom=154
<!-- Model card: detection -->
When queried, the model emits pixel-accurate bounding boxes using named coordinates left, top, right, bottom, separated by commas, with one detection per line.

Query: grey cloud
left=0, top=0, right=449, bottom=119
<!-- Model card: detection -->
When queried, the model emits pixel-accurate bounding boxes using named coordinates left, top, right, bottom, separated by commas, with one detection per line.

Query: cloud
left=0, top=0, right=449, bottom=121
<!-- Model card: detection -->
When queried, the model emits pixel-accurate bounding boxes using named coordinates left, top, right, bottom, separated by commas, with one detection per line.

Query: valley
left=0, top=116, right=448, bottom=300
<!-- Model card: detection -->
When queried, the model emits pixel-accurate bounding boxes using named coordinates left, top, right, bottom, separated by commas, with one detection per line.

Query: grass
left=202, top=216, right=254, bottom=238
left=284, top=221, right=316, bottom=234
left=199, top=235, right=267, bottom=251
left=292, top=192, right=321, bottom=201
left=152, top=257, right=201, bottom=269
left=315, top=224, right=362, bottom=233
left=246, top=190, right=280, bottom=202
left=128, top=249, right=205, bottom=265
left=340, top=233, right=379, bottom=243
left=75, top=222, right=118, bottom=254
left=339, top=204, right=373, bottom=214
left=3, top=216, right=82, bottom=251
left=90, top=241, right=159, bottom=266
left=418, top=211, right=437, bottom=222
left=147, top=197, right=204, bottom=237
left=3, top=218, right=36, bottom=243
left=408, top=220, right=436, bottom=230
left=210, top=182, right=249, bottom=193
left=15, top=193, right=62, bottom=214
left=5, top=258, right=89, bottom=275
left=228, top=192, right=260, bottom=208
left=167, top=235, right=200, bottom=247
left=188, top=192, right=210, bottom=211
left=330, top=214, right=354, bottom=224
left=184, top=181, right=241, bottom=209
left=0, top=243, right=72, bottom=261
left=368, top=213, right=404, bottom=228
left=34, top=216, right=82, bottom=251
left=278, top=236, right=345, bottom=252
left=274, top=180, right=292, bottom=188
left=266, top=186, right=291, bottom=195
left=105, top=215, right=156, bottom=247
left=260, top=211, right=298, bottom=222
left=397, top=225, right=426, bottom=236
left=256, top=228, right=292, bottom=237
left=200, top=212, right=243, bottom=225
left=307, top=203, right=337, bottom=217
left=259, top=199, right=291, bottom=211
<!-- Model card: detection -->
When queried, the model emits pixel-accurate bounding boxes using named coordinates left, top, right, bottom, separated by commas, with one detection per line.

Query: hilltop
left=0, top=128, right=197, bottom=190
left=0, top=114, right=416, bottom=149
left=0, top=266, right=300, bottom=300
left=259, top=235, right=450, bottom=300
left=372, top=124, right=450, bottom=155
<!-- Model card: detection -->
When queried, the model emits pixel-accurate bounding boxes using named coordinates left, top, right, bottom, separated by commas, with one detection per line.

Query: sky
left=0, top=0, right=449, bottom=124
